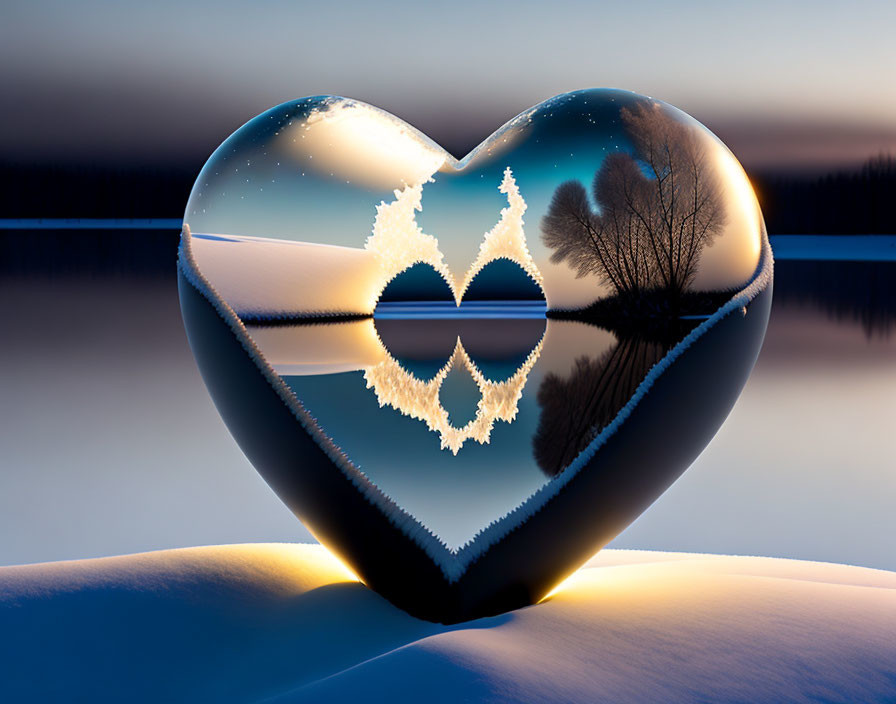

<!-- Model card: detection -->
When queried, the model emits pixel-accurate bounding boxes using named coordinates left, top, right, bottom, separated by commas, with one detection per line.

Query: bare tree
left=541, top=102, right=727, bottom=310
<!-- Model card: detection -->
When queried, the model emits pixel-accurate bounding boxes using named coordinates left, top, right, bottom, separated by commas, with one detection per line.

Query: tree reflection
left=533, top=325, right=692, bottom=477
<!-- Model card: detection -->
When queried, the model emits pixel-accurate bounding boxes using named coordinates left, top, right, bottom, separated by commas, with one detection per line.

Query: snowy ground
left=1, top=545, right=894, bottom=703
left=188, top=233, right=384, bottom=317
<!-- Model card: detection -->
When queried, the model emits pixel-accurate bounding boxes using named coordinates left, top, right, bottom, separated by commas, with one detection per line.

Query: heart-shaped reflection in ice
left=178, top=89, right=773, bottom=623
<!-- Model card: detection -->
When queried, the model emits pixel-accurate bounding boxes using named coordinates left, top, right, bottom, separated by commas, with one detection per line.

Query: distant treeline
left=1, top=154, right=895, bottom=233
left=0, top=228, right=180, bottom=278
left=0, top=160, right=198, bottom=219
left=754, top=154, right=896, bottom=234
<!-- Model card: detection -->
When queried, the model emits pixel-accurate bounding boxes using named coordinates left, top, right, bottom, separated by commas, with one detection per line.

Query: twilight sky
left=3, top=0, right=895, bottom=172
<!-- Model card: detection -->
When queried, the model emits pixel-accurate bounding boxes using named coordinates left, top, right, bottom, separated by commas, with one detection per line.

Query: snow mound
left=2, top=544, right=895, bottom=703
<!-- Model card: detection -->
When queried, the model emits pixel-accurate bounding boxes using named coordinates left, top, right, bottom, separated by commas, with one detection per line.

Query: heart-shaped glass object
left=178, top=89, right=773, bottom=623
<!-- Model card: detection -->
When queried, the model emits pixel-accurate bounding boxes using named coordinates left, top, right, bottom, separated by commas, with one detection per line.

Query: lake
left=0, top=228, right=893, bottom=571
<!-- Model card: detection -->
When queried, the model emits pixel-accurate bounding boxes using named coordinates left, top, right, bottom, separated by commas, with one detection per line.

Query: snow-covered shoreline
left=2, top=544, right=895, bottom=703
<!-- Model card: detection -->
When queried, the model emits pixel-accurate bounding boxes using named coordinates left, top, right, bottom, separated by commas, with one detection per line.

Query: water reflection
left=365, top=320, right=545, bottom=454
left=240, top=311, right=715, bottom=547
left=6, top=228, right=896, bottom=608
left=534, top=333, right=681, bottom=476
left=774, top=260, right=896, bottom=339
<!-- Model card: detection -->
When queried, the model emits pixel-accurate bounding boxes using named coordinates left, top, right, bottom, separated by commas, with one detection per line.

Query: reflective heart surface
left=178, top=89, right=773, bottom=622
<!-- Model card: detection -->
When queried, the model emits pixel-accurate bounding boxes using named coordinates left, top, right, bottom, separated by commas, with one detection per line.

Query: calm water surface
left=0, top=230, right=893, bottom=570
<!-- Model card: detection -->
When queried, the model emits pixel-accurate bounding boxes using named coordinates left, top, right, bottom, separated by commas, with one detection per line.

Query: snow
left=2, top=544, right=895, bottom=703
left=454, top=168, right=544, bottom=302
left=188, top=229, right=383, bottom=318
left=188, top=167, right=545, bottom=319
left=365, top=167, right=546, bottom=307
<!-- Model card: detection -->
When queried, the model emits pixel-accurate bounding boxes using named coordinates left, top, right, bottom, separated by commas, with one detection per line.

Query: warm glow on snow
left=286, top=99, right=447, bottom=190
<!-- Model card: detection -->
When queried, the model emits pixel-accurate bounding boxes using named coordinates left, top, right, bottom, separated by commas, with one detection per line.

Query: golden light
left=714, top=144, right=763, bottom=264
left=246, top=319, right=387, bottom=376
left=320, top=545, right=365, bottom=584
left=284, top=99, right=447, bottom=190
left=538, top=567, right=589, bottom=603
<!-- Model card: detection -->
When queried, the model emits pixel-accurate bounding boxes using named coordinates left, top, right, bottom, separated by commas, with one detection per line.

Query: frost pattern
left=367, top=167, right=544, bottom=305
left=364, top=335, right=544, bottom=455
left=458, top=168, right=544, bottom=301
left=364, top=180, right=455, bottom=300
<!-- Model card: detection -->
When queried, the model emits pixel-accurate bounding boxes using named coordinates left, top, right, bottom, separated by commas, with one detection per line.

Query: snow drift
left=1, top=544, right=895, bottom=703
